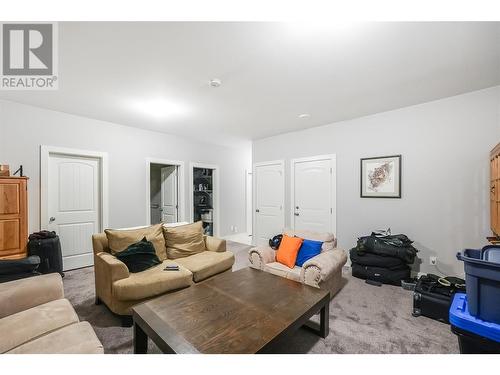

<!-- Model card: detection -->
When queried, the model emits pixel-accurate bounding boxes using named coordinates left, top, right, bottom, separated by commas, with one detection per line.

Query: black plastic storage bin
left=456, top=247, right=500, bottom=324
left=451, top=326, right=500, bottom=354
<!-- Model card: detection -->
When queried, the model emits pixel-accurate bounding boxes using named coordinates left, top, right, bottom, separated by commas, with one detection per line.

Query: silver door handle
left=49, top=217, right=56, bottom=223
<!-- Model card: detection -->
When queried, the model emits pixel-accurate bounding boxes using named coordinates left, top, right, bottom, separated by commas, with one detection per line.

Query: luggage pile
left=350, top=230, right=418, bottom=286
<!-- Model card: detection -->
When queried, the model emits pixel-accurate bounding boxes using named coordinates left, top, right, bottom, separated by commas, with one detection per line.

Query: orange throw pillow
left=276, top=235, right=304, bottom=268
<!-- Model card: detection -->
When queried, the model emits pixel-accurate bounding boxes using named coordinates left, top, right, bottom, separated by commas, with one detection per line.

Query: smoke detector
left=209, top=78, right=222, bottom=88
left=298, top=113, right=311, bottom=119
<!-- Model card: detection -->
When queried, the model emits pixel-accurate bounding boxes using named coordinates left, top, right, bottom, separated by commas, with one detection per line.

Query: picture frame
left=360, top=155, right=401, bottom=198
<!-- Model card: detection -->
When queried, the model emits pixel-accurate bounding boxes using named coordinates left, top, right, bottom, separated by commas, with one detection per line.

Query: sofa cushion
left=0, top=298, right=79, bottom=353
left=105, top=224, right=167, bottom=260
left=163, top=221, right=206, bottom=259
left=7, top=321, right=103, bottom=354
left=284, top=229, right=335, bottom=252
left=296, top=239, right=323, bottom=267
left=112, top=261, right=192, bottom=301
left=264, top=262, right=302, bottom=283
left=276, top=235, right=303, bottom=268
left=175, top=251, right=234, bottom=282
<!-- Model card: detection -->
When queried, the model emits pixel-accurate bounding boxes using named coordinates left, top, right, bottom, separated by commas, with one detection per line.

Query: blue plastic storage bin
left=456, top=247, right=500, bottom=324
left=449, top=294, right=500, bottom=353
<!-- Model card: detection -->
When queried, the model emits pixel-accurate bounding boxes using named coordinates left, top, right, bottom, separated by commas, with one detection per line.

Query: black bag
left=0, top=256, right=41, bottom=283
left=349, top=248, right=406, bottom=269
left=412, top=274, right=466, bottom=323
left=351, top=263, right=411, bottom=286
left=357, top=234, right=418, bottom=264
left=28, top=234, right=64, bottom=277
left=115, top=237, right=161, bottom=273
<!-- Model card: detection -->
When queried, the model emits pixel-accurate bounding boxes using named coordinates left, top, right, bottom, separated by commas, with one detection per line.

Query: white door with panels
left=253, top=161, right=285, bottom=246
left=161, top=166, right=178, bottom=223
left=47, top=154, right=100, bottom=270
left=291, top=155, right=336, bottom=234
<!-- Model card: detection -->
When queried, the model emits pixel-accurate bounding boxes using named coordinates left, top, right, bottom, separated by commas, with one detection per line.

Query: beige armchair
left=92, top=227, right=234, bottom=325
left=0, top=273, right=103, bottom=353
left=249, top=229, right=347, bottom=298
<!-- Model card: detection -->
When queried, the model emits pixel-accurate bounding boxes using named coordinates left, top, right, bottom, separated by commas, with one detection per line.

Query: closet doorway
left=146, top=158, right=185, bottom=225
left=189, top=163, right=219, bottom=237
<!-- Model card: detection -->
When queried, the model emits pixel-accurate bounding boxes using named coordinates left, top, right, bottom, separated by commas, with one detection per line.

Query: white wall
left=0, top=100, right=252, bottom=237
left=253, top=86, right=500, bottom=276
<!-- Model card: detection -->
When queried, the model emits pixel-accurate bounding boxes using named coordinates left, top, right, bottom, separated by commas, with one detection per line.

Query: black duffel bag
left=349, top=248, right=406, bottom=269
left=357, top=234, right=418, bottom=264
left=351, top=262, right=411, bottom=286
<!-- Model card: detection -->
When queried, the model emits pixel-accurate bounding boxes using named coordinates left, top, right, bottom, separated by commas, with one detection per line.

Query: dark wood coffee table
left=132, top=267, right=330, bottom=354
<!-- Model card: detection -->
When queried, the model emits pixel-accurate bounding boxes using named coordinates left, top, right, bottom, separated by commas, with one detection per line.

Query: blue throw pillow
left=296, top=239, right=323, bottom=267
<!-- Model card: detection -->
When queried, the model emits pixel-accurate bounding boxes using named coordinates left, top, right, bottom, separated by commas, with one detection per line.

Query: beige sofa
left=0, top=273, right=103, bottom=354
left=92, top=224, right=234, bottom=324
left=249, top=229, right=347, bottom=298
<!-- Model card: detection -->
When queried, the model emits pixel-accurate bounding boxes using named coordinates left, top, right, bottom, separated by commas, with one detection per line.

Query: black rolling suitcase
left=351, top=263, right=410, bottom=286
left=412, top=274, right=465, bottom=323
left=28, top=231, right=64, bottom=277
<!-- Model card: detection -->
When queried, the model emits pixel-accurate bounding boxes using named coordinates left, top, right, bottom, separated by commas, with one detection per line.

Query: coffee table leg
left=134, top=322, right=148, bottom=354
left=319, top=300, right=329, bottom=338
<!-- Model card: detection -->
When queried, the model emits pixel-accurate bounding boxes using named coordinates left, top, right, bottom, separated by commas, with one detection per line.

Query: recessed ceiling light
left=130, top=98, right=189, bottom=119
left=209, top=78, right=222, bottom=88
left=298, top=113, right=311, bottom=119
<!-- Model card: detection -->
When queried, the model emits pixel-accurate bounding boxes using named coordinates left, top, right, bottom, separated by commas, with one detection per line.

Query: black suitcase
left=28, top=235, right=64, bottom=277
left=412, top=274, right=465, bottom=323
left=351, top=262, right=410, bottom=286
left=349, top=248, right=406, bottom=269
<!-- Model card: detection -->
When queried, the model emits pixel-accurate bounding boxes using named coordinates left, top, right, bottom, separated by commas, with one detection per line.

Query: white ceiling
left=1, top=22, right=499, bottom=146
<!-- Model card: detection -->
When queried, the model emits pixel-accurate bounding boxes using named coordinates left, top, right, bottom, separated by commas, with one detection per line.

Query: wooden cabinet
left=0, top=177, right=28, bottom=259
left=491, top=143, right=500, bottom=237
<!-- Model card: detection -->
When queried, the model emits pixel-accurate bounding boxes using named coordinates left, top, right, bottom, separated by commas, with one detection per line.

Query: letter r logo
left=2, top=24, right=53, bottom=75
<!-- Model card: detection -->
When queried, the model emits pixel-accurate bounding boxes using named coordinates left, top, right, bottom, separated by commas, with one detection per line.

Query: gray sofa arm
left=300, top=248, right=347, bottom=288
left=248, top=245, right=276, bottom=270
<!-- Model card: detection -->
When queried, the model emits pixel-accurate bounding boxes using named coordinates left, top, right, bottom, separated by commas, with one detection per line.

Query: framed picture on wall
left=360, top=155, right=401, bottom=198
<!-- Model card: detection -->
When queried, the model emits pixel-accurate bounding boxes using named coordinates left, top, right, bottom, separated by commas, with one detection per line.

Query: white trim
left=290, top=154, right=337, bottom=236
left=188, top=162, right=220, bottom=237
left=245, top=169, right=253, bottom=236
left=145, top=157, right=185, bottom=225
left=40, top=145, right=109, bottom=231
left=252, top=160, right=285, bottom=245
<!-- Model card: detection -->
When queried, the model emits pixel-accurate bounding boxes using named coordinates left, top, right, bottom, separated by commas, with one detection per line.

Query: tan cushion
left=175, top=251, right=235, bottom=282
left=263, top=262, right=302, bottom=283
left=7, top=321, right=103, bottom=354
left=163, top=221, right=206, bottom=259
left=112, top=261, right=192, bottom=301
left=0, top=273, right=64, bottom=319
left=0, top=298, right=79, bottom=353
left=105, top=224, right=167, bottom=260
left=283, top=229, right=335, bottom=252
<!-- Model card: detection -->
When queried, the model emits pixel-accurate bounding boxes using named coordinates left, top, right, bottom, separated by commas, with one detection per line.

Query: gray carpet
left=63, top=241, right=458, bottom=354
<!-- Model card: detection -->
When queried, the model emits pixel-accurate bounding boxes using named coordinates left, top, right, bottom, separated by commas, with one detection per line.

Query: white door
left=292, top=156, right=335, bottom=234
left=48, top=154, right=100, bottom=270
left=161, top=166, right=178, bottom=223
left=253, top=161, right=284, bottom=246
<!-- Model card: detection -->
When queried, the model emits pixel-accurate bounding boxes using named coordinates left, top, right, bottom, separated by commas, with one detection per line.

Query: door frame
left=290, top=154, right=337, bottom=235
left=252, top=160, right=285, bottom=245
left=40, top=145, right=109, bottom=232
left=245, top=169, right=252, bottom=236
left=145, top=158, right=185, bottom=225
left=188, top=162, right=220, bottom=237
